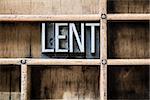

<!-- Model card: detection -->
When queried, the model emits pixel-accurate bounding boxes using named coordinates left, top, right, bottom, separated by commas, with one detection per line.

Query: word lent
left=42, top=23, right=100, bottom=53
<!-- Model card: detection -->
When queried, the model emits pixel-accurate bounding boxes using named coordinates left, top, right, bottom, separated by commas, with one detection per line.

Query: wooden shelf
left=0, top=14, right=100, bottom=21
left=0, top=58, right=21, bottom=65
left=0, top=58, right=149, bottom=65
left=0, top=14, right=149, bottom=22
left=0, top=58, right=100, bottom=65
left=107, top=14, right=150, bottom=20
left=27, top=59, right=100, bottom=65
left=108, top=59, right=150, bottom=65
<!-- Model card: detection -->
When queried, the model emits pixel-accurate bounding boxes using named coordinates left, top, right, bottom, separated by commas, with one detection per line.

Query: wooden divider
left=0, top=59, right=149, bottom=66
left=0, top=14, right=149, bottom=21
left=108, top=59, right=150, bottom=65
left=21, top=64, right=27, bottom=100
left=0, top=15, right=100, bottom=21
left=99, top=0, right=107, bottom=100
left=107, top=14, right=150, bottom=20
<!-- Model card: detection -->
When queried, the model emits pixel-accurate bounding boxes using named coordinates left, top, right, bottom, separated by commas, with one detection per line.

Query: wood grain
left=108, top=59, right=150, bottom=65
left=0, top=92, right=20, bottom=100
left=0, top=22, right=31, bottom=58
left=108, top=65, right=149, bottom=99
left=107, top=14, right=150, bottom=20
left=0, top=0, right=99, bottom=14
left=107, top=0, right=150, bottom=13
left=100, top=0, right=107, bottom=99
left=108, top=21, right=150, bottom=59
left=0, top=15, right=100, bottom=22
left=0, top=22, right=41, bottom=58
left=0, top=65, right=20, bottom=100
left=21, top=64, right=27, bottom=100
left=30, top=66, right=100, bottom=99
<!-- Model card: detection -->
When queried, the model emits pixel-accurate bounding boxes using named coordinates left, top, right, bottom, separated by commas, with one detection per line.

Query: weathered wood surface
left=21, top=64, right=28, bottom=100
left=107, top=0, right=150, bottom=13
left=0, top=92, right=20, bottom=100
left=30, top=66, right=99, bottom=99
left=0, top=1, right=100, bottom=99
left=0, top=66, right=20, bottom=100
left=108, top=59, right=150, bottom=65
left=0, top=14, right=149, bottom=21
left=108, top=65, right=149, bottom=99
left=1, top=0, right=149, bottom=14
left=0, top=15, right=101, bottom=22
left=0, top=0, right=99, bottom=14
left=108, top=21, right=149, bottom=59
left=0, top=0, right=149, bottom=100
left=107, top=14, right=150, bottom=20
left=0, top=22, right=41, bottom=58
left=100, top=0, right=107, bottom=99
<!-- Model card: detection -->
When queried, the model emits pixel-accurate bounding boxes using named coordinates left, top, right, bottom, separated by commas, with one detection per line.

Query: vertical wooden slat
left=99, top=0, right=107, bottom=100
left=100, top=20, right=107, bottom=100
left=21, top=63, right=27, bottom=100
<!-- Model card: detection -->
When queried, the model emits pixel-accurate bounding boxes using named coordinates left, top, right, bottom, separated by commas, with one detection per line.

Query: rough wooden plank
left=100, top=20, right=107, bottom=59
left=0, top=92, right=20, bottom=100
left=81, top=0, right=99, bottom=14
left=21, top=64, right=28, bottom=100
left=0, top=0, right=31, bottom=14
left=108, top=59, right=150, bottom=65
left=0, top=0, right=99, bottom=14
left=0, top=59, right=21, bottom=65
left=0, top=66, right=20, bottom=92
left=30, top=66, right=99, bottom=99
left=107, top=14, right=150, bottom=20
left=107, top=0, right=150, bottom=13
left=0, top=58, right=149, bottom=66
left=0, top=22, right=41, bottom=58
left=100, top=0, right=107, bottom=100
left=0, top=59, right=100, bottom=65
left=108, top=0, right=128, bottom=13
left=108, top=65, right=149, bottom=99
left=1, top=14, right=149, bottom=21
left=108, top=21, right=149, bottom=59
left=30, top=22, right=41, bottom=58
left=0, top=15, right=100, bottom=21
left=0, top=66, right=20, bottom=100
left=27, top=59, right=100, bottom=65
left=0, top=22, right=31, bottom=58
